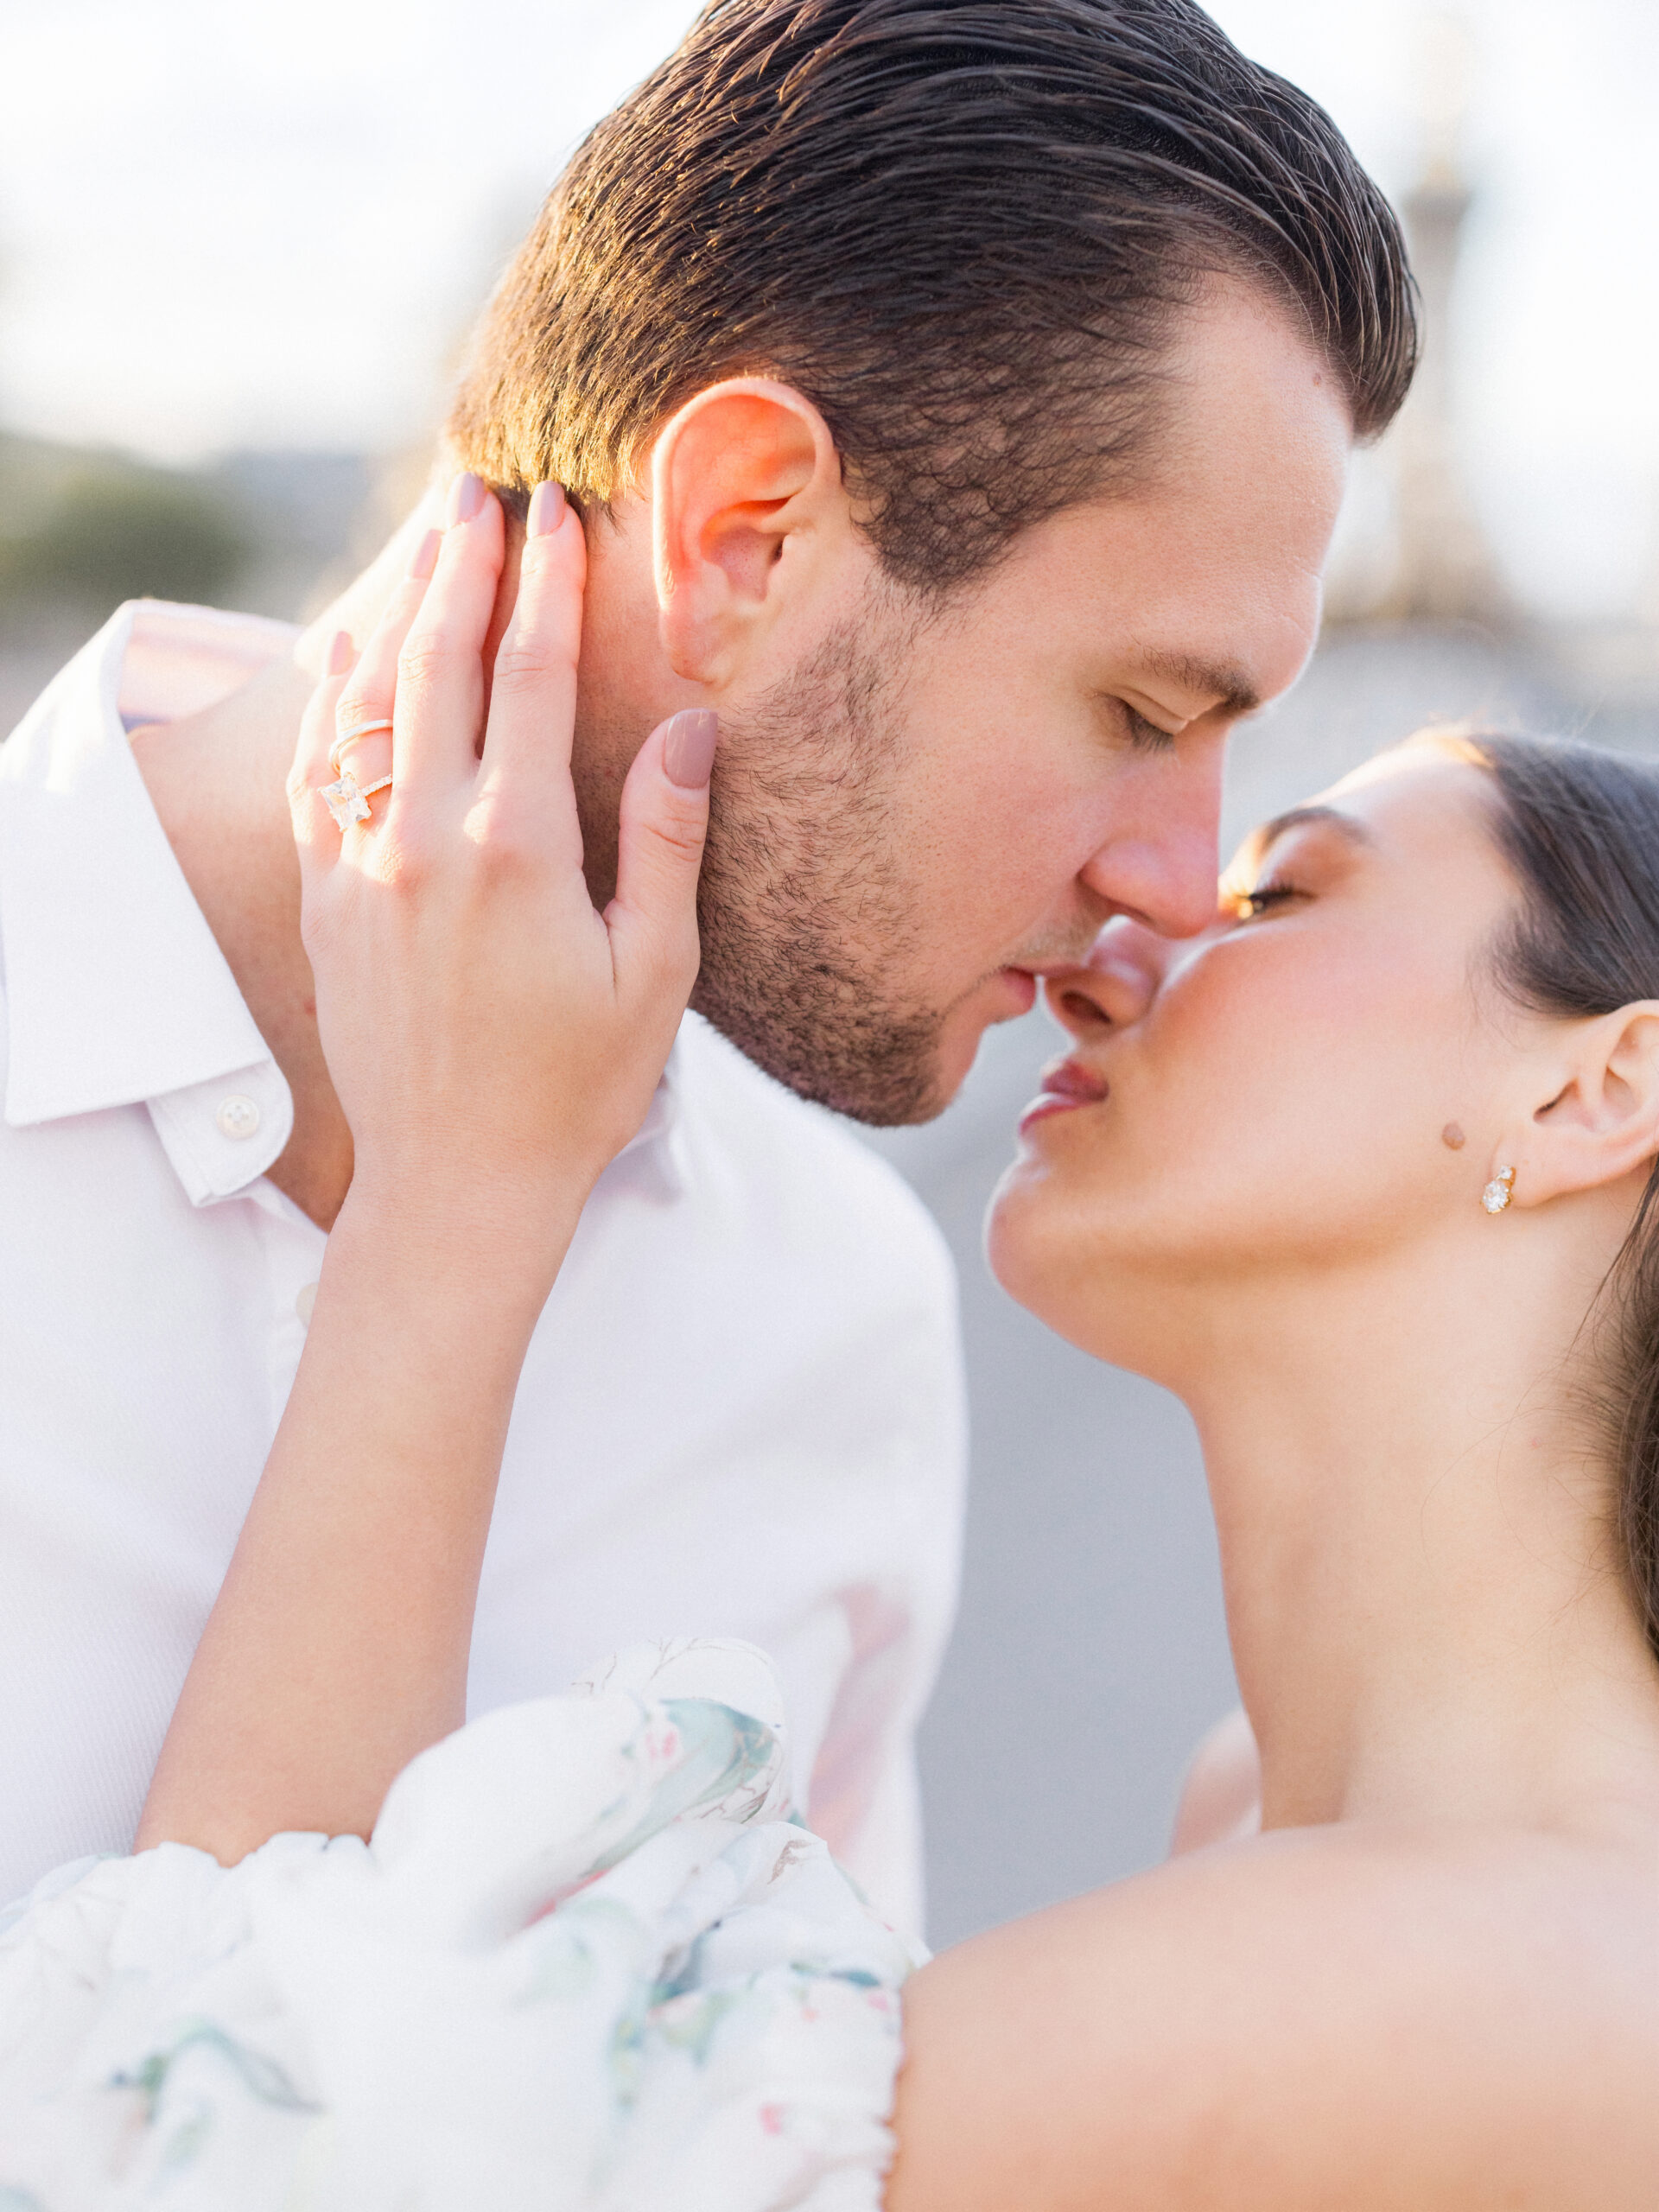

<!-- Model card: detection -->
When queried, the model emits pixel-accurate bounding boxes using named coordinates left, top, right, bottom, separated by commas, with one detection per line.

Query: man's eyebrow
left=1137, top=649, right=1262, bottom=719
left=1255, top=803, right=1376, bottom=853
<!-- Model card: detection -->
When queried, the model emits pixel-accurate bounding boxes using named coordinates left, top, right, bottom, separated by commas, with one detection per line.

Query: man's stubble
left=688, top=591, right=954, bottom=1127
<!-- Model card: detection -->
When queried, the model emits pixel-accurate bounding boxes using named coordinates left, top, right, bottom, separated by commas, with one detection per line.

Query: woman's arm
left=133, top=1189, right=554, bottom=1862
left=137, top=477, right=716, bottom=1863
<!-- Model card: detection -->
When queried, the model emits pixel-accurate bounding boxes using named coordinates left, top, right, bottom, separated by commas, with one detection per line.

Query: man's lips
left=1018, top=1053, right=1109, bottom=1134
left=997, top=967, right=1039, bottom=1015
left=988, top=962, right=1093, bottom=1018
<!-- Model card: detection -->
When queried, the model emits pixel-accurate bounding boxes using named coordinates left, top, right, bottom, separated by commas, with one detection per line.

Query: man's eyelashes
left=1122, top=704, right=1176, bottom=753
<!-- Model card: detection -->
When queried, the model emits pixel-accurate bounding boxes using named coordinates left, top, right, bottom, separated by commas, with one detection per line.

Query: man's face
left=583, top=286, right=1351, bottom=1123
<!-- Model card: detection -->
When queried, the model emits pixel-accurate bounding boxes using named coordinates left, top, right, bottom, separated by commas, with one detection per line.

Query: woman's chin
left=987, top=1132, right=1153, bottom=1364
left=985, top=1185, right=1122, bottom=1363
left=985, top=1156, right=1080, bottom=1326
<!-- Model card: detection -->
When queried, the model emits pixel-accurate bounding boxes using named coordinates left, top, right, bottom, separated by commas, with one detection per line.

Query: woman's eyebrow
left=1255, top=803, right=1376, bottom=855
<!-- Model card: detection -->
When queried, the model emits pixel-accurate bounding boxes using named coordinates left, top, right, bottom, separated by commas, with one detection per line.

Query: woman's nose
left=1043, top=915, right=1168, bottom=1037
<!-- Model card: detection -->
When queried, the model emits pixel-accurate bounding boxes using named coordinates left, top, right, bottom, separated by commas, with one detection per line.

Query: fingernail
left=408, top=527, right=442, bottom=581
left=527, top=480, right=567, bottom=537
left=662, top=709, right=718, bottom=790
left=327, top=628, right=354, bottom=677
left=447, top=470, right=486, bottom=526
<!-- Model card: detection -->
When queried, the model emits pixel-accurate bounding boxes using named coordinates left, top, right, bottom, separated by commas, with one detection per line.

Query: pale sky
left=0, top=0, right=1654, bottom=617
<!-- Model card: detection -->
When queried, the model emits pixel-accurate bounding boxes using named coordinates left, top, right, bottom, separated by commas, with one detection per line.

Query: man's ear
left=1507, top=1004, right=1659, bottom=1207
left=649, top=378, right=855, bottom=685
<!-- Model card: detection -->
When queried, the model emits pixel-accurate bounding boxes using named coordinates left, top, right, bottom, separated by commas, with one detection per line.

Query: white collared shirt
left=0, top=601, right=966, bottom=1936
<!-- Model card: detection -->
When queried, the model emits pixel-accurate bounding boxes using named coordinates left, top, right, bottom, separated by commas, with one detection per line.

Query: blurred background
left=3, top=0, right=1656, bottom=1944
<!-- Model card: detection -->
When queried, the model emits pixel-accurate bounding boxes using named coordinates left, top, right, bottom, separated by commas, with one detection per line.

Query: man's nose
left=1075, top=732, right=1226, bottom=940
left=1043, top=914, right=1168, bottom=1036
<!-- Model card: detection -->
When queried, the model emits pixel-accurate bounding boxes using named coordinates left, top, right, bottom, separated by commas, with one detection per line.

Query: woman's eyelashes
left=1234, top=876, right=1305, bottom=919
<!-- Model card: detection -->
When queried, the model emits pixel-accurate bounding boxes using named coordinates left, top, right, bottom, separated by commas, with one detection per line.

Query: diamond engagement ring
left=322, top=715, right=396, bottom=830
left=321, top=765, right=394, bottom=830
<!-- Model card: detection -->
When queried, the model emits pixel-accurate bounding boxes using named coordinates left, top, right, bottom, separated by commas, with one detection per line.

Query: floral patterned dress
left=0, top=1640, right=917, bottom=2210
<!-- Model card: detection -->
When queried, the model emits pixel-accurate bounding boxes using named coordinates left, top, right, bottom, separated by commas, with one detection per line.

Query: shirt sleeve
left=815, top=1727, right=928, bottom=1948
left=795, top=1217, right=969, bottom=1943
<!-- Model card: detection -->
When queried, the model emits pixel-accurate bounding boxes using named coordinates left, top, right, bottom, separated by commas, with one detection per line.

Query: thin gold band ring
left=329, top=719, right=395, bottom=778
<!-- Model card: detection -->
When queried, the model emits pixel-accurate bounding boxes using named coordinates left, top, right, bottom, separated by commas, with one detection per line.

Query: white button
left=216, top=1094, right=261, bottom=1141
left=295, top=1281, right=319, bottom=1326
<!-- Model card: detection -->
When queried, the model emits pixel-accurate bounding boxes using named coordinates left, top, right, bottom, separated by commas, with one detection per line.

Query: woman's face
left=987, top=743, right=1529, bottom=1370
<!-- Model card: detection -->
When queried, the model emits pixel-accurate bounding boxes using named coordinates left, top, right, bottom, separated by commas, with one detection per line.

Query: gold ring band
left=329, top=719, right=395, bottom=777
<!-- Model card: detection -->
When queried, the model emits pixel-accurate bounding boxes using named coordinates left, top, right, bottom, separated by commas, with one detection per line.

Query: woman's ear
left=1509, top=1003, right=1659, bottom=1207
left=648, top=378, right=857, bottom=685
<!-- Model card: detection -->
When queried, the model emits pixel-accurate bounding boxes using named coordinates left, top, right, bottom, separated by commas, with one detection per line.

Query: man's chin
left=690, top=965, right=1037, bottom=1129
left=688, top=972, right=950, bottom=1128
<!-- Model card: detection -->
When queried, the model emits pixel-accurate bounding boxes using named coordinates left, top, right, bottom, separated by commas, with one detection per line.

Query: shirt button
left=216, top=1094, right=261, bottom=1141
left=295, top=1281, right=319, bottom=1326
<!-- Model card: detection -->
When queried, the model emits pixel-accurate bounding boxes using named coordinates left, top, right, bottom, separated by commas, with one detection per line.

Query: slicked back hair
left=449, top=0, right=1416, bottom=591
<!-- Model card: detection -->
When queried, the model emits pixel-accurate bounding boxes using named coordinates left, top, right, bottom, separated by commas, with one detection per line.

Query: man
left=0, top=0, right=1412, bottom=1933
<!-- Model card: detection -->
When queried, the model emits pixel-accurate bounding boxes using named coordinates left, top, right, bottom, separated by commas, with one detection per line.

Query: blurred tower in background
left=1369, top=10, right=1508, bottom=626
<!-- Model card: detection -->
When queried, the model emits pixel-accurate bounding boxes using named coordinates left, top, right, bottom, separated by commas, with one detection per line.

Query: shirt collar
left=0, top=599, right=685, bottom=1209
left=0, top=600, right=297, bottom=1202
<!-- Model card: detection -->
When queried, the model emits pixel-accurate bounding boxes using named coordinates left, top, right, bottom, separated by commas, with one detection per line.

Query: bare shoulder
left=887, top=1823, right=1659, bottom=2211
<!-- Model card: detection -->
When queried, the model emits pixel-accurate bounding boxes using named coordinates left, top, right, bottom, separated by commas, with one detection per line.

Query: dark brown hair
left=1468, top=733, right=1659, bottom=1660
left=448, top=0, right=1416, bottom=590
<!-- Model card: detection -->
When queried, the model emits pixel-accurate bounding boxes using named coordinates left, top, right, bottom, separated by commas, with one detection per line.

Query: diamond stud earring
left=1480, top=1165, right=1516, bottom=1215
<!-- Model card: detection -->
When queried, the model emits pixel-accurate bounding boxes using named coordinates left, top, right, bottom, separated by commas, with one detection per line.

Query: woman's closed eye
left=1233, top=876, right=1306, bottom=920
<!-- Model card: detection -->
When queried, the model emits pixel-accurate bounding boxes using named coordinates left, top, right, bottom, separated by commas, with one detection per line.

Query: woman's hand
left=288, top=472, right=715, bottom=1275
left=138, top=475, right=716, bottom=1865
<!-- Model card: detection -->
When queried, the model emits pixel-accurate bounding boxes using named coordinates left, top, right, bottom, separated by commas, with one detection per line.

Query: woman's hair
left=1461, top=732, right=1659, bottom=1659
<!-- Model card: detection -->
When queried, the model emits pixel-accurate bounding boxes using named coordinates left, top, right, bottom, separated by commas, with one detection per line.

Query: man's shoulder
left=672, top=1014, right=956, bottom=1295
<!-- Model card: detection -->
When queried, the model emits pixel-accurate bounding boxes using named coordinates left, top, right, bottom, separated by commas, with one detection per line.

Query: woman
left=10, top=476, right=1659, bottom=2209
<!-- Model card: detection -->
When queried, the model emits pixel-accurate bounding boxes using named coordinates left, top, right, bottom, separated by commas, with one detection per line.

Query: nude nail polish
left=408, top=528, right=442, bottom=580
left=327, top=629, right=354, bottom=677
left=448, top=471, right=486, bottom=525
left=663, top=709, right=719, bottom=790
left=528, top=480, right=567, bottom=537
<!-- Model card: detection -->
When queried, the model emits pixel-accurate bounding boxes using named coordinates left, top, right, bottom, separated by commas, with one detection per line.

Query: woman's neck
left=1173, top=1222, right=1659, bottom=1844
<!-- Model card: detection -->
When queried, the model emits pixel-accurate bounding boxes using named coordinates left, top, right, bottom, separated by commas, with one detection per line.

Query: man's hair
left=449, top=0, right=1415, bottom=591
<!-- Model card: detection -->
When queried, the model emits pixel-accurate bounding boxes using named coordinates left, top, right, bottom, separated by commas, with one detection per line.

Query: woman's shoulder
left=887, top=1821, right=1659, bottom=2212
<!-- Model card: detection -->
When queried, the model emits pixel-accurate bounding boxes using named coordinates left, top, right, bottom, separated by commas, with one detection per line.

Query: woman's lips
left=1017, top=1054, right=1109, bottom=1134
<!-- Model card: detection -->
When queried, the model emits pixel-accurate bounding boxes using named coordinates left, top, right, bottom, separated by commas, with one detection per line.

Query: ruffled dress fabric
left=0, top=1640, right=917, bottom=2211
